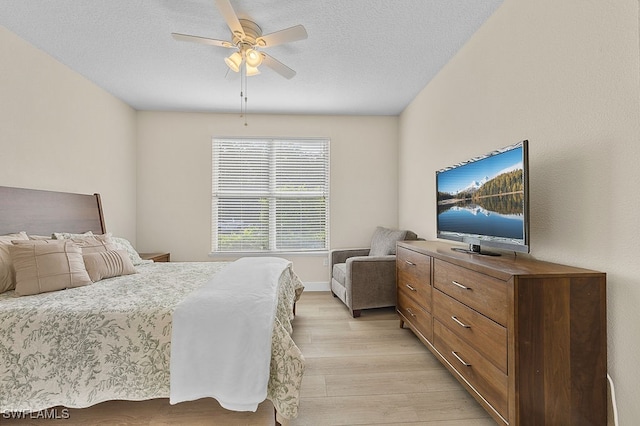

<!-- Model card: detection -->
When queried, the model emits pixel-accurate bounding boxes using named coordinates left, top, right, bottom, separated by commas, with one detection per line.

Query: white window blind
left=212, top=137, right=330, bottom=253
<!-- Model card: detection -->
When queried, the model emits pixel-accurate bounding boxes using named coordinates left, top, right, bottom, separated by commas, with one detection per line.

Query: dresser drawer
left=433, top=259, right=508, bottom=326
left=434, top=319, right=508, bottom=420
left=398, top=289, right=433, bottom=343
left=397, top=246, right=431, bottom=305
left=433, top=289, right=507, bottom=373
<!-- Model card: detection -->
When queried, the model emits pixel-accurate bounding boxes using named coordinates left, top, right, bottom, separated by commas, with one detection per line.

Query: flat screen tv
left=436, top=140, right=529, bottom=255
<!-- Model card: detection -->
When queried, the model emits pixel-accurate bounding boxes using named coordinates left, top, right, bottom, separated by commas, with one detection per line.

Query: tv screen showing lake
left=437, top=145, right=525, bottom=241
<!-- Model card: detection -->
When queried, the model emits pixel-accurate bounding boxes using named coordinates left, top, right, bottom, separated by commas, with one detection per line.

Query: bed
left=0, top=186, right=304, bottom=423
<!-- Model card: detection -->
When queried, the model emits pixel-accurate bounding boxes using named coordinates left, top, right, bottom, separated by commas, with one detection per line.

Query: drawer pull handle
left=405, top=260, right=416, bottom=266
left=451, top=280, right=471, bottom=290
left=405, top=284, right=417, bottom=292
left=451, top=351, right=472, bottom=367
left=406, top=308, right=416, bottom=318
left=451, top=316, right=471, bottom=328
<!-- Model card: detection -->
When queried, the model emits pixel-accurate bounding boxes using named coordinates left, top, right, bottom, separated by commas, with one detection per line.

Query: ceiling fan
left=172, top=0, right=308, bottom=79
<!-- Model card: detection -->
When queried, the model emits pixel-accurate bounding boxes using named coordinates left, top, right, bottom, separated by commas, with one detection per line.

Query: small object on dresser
left=139, top=252, right=170, bottom=262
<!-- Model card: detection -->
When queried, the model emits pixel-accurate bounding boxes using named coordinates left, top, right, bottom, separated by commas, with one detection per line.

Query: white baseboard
left=302, top=281, right=330, bottom=292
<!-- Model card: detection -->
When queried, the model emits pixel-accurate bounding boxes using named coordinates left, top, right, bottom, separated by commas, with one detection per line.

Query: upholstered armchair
left=330, top=227, right=418, bottom=317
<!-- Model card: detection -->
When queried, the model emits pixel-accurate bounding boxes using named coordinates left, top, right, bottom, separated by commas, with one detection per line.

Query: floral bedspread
left=0, top=261, right=305, bottom=419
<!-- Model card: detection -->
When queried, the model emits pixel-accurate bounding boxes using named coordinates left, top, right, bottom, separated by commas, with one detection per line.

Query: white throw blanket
left=169, top=257, right=291, bottom=411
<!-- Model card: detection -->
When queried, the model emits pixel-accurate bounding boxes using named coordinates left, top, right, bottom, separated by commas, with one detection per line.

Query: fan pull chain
left=239, top=59, right=244, bottom=118
left=238, top=53, right=248, bottom=126
left=243, top=66, right=248, bottom=126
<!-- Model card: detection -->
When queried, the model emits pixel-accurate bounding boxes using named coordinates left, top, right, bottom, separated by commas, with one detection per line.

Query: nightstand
left=139, top=252, right=170, bottom=262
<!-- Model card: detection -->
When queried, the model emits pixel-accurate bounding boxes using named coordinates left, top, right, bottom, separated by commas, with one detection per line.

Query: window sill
left=208, top=251, right=328, bottom=258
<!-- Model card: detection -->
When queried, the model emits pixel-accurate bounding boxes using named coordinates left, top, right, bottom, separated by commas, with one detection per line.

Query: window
left=212, top=137, right=330, bottom=253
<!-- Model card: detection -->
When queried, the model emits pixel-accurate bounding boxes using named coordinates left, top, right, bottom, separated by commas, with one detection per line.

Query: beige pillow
left=83, top=250, right=136, bottom=282
left=10, top=240, right=92, bottom=296
left=0, top=232, right=29, bottom=293
left=28, top=234, right=54, bottom=240
left=63, top=233, right=116, bottom=254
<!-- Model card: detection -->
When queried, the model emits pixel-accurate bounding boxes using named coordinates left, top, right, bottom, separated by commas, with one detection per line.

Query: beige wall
left=136, top=112, right=399, bottom=284
left=399, top=0, right=640, bottom=422
left=1, top=22, right=401, bottom=285
left=0, top=27, right=137, bottom=242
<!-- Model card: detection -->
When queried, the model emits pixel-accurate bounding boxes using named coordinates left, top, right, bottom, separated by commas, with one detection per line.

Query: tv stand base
left=451, top=244, right=501, bottom=256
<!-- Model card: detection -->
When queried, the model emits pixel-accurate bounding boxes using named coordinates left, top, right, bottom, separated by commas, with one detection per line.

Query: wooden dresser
left=396, top=240, right=606, bottom=425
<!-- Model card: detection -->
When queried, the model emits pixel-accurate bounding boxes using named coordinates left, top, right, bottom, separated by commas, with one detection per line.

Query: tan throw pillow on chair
left=369, top=226, right=408, bottom=256
left=10, top=240, right=92, bottom=296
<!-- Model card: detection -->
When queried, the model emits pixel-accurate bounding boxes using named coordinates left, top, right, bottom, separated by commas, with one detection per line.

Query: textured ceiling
left=0, top=0, right=503, bottom=115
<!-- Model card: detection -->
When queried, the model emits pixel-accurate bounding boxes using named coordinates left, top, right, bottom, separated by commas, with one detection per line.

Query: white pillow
left=111, top=236, right=152, bottom=266
left=53, top=231, right=94, bottom=240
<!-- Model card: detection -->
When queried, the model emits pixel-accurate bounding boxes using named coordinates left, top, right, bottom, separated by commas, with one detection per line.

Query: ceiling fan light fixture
left=224, top=52, right=242, bottom=72
left=245, top=48, right=263, bottom=67
left=246, top=64, right=261, bottom=76
left=172, top=0, right=308, bottom=124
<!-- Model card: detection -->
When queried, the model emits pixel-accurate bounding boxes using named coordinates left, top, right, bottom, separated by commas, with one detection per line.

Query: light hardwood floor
left=3, top=291, right=495, bottom=426
left=289, top=292, right=494, bottom=426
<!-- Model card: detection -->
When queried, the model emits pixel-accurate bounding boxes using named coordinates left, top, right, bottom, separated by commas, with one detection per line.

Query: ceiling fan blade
left=261, top=53, right=296, bottom=79
left=257, top=25, right=308, bottom=48
left=214, top=0, right=244, bottom=38
left=171, top=33, right=234, bottom=48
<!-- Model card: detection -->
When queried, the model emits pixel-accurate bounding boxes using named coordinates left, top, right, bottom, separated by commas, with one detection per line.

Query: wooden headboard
left=0, top=186, right=106, bottom=236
